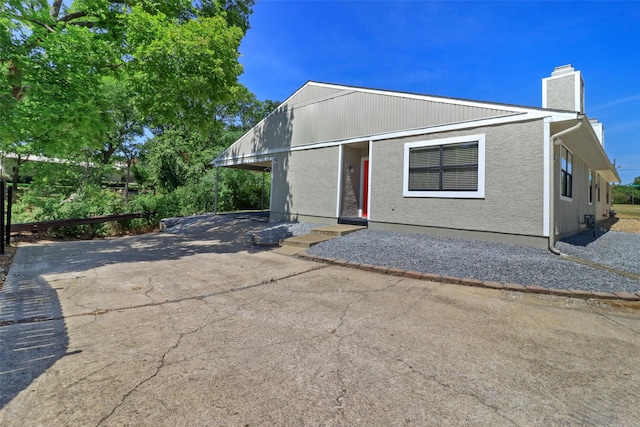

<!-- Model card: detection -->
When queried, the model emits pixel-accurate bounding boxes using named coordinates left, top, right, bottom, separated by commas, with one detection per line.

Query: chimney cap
left=551, top=64, right=575, bottom=76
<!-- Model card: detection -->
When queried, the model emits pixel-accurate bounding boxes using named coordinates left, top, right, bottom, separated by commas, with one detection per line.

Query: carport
left=212, top=155, right=274, bottom=214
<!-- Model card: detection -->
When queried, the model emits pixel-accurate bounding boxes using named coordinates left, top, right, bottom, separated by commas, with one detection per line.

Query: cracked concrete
left=1, top=214, right=640, bottom=426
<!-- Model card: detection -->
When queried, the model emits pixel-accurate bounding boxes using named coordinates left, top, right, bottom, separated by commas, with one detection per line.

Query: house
left=213, top=65, right=620, bottom=250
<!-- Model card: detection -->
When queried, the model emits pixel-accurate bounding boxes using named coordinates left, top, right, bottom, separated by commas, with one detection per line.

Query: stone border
left=297, top=252, right=640, bottom=302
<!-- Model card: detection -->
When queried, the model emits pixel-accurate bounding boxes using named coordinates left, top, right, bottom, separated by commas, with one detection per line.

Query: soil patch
left=599, top=217, right=640, bottom=234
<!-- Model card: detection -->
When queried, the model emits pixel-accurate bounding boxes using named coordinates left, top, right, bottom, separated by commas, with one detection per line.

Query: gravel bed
left=557, top=230, right=640, bottom=276
left=306, top=229, right=640, bottom=294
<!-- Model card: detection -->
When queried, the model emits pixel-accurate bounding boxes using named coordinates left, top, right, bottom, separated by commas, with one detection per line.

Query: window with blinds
left=408, top=141, right=479, bottom=191
left=403, top=134, right=485, bottom=198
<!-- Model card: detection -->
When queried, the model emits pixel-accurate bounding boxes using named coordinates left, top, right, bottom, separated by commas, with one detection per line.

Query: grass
left=613, top=204, right=640, bottom=219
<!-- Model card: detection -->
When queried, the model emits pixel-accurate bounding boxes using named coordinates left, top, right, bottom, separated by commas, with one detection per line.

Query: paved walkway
left=1, top=215, right=640, bottom=425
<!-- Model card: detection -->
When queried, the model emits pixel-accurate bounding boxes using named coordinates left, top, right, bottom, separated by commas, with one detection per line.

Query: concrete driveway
left=1, top=215, right=639, bottom=426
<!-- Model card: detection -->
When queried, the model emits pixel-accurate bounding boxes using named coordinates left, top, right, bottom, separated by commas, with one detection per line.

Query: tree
left=98, top=78, right=144, bottom=166
left=141, top=126, right=218, bottom=192
left=213, top=85, right=280, bottom=148
left=0, top=0, right=254, bottom=170
left=131, top=91, right=279, bottom=214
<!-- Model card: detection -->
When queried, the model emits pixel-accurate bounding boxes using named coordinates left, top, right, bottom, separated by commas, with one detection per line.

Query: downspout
left=548, top=118, right=583, bottom=255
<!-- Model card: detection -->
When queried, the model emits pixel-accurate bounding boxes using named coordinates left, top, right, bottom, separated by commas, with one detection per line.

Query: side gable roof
left=214, top=81, right=570, bottom=168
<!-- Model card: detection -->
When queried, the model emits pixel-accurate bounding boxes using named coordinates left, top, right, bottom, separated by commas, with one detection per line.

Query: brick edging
left=297, top=252, right=640, bottom=302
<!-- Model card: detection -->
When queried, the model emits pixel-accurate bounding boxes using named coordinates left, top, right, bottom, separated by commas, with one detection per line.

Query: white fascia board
left=547, top=111, right=581, bottom=122
left=214, top=154, right=274, bottom=168
left=576, top=71, right=583, bottom=112
left=580, top=117, right=621, bottom=183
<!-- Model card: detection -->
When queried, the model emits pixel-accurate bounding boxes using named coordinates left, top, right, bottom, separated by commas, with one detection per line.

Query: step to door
left=277, top=224, right=367, bottom=255
left=310, top=224, right=366, bottom=237
left=280, top=233, right=335, bottom=249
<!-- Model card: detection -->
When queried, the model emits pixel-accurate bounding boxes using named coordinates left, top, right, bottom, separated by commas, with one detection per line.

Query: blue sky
left=238, top=0, right=640, bottom=185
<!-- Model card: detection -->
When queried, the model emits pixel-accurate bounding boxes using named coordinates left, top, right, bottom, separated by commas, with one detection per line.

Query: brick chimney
left=542, top=65, right=585, bottom=113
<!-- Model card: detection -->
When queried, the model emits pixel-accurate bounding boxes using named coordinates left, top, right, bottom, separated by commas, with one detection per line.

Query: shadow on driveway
left=0, top=213, right=267, bottom=409
left=0, top=273, right=68, bottom=408
left=13, top=213, right=270, bottom=277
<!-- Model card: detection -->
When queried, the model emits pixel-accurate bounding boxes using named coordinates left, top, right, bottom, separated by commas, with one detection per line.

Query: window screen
left=408, top=141, right=478, bottom=191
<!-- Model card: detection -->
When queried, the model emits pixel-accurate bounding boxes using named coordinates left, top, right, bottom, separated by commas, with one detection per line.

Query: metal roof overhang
left=218, top=161, right=272, bottom=172
left=212, top=155, right=273, bottom=172
left=550, top=117, right=621, bottom=183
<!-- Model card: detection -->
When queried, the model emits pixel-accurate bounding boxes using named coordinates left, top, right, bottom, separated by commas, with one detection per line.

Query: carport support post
left=0, top=180, right=4, bottom=255
left=261, top=169, right=265, bottom=212
left=214, top=167, right=219, bottom=215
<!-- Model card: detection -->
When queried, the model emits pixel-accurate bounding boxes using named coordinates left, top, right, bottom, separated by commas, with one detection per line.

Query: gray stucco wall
left=555, top=144, right=603, bottom=236
left=370, top=120, right=546, bottom=239
left=270, top=147, right=339, bottom=221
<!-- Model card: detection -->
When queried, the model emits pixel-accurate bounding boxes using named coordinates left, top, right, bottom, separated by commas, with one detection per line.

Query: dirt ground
left=605, top=217, right=640, bottom=234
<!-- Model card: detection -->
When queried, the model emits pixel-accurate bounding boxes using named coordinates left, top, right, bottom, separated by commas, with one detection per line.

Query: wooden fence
left=10, top=212, right=153, bottom=233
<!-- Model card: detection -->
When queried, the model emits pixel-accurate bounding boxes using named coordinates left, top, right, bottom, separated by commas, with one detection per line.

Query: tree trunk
left=10, top=155, right=27, bottom=205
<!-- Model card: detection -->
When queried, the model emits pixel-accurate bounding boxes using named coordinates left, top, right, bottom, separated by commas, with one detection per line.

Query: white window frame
left=560, top=145, right=573, bottom=201
left=403, top=134, right=485, bottom=199
left=588, top=168, right=593, bottom=205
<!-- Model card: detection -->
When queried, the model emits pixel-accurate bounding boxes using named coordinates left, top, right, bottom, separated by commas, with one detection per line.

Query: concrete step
left=280, top=233, right=335, bottom=249
left=310, top=224, right=366, bottom=237
left=272, top=245, right=306, bottom=256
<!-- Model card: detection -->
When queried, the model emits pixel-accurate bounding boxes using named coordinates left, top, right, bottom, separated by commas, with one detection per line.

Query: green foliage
left=98, top=77, right=145, bottom=165
left=612, top=203, right=640, bottom=219
left=13, top=183, right=126, bottom=238
left=20, top=160, right=84, bottom=194
left=2, top=5, right=281, bottom=240
left=217, top=168, right=268, bottom=211
left=0, top=0, right=255, bottom=161
left=126, top=167, right=269, bottom=222
left=612, top=178, right=640, bottom=204
left=11, top=166, right=269, bottom=238
left=125, top=5, right=244, bottom=131
left=140, top=126, right=219, bottom=192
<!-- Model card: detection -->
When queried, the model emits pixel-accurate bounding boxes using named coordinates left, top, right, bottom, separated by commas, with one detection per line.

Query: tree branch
left=27, top=18, right=56, bottom=33
left=59, top=11, right=89, bottom=23
left=50, top=0, right=64, bottom=20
